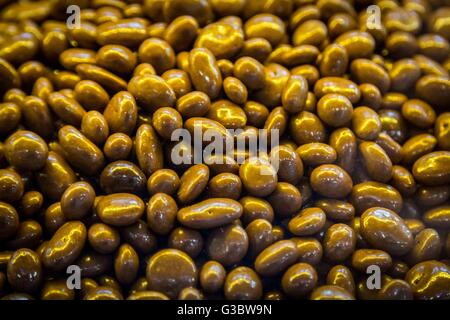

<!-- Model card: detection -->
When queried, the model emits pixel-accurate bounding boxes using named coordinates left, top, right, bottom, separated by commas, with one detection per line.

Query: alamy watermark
left=366, top=5, right=382, bottom=30
left=66, top=5, right=81, bottom=30
left=66, top=265, right=81, bottom=290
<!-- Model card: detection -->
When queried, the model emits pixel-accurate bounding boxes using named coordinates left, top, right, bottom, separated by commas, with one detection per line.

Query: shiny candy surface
left=0, top=0, right=448, bottom=302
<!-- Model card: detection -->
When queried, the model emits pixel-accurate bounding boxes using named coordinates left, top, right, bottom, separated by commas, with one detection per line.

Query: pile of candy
left=0, top=0, right=449, bottom=300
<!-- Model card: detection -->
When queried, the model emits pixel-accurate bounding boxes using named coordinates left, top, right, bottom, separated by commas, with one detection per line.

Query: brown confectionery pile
left=0, top=0, right=450, bottom=301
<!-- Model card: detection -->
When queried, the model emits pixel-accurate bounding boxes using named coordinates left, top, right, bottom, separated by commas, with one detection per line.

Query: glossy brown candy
left=351, top=249, right=393, bottom=273
left=61, top=181, right=95, bottom=220
left=282, top=262, right=318, bottom=299
left=245, top=218, right=274, bottom=259
left=162, top=69, right=192, bottom=98
left=317, top=94, right=353, bottom=127
left=103, top=91, right=137, bottom=136
left=100, top=161, right=146, bottom=195
left=329, top=128, right=356, bottom=174
left=195, top=22, right=244, bottom=59
left=103, top=133, right=133, bottom=161
left=407, top=228, right=442, bottom=265
left=164, top=16, right=198, bottom=52
left=41, top=221, right=87, bottom=271
left=255, top=240, right=299, bottom=277
left=352, top=107, right=381, bottom=141
left=326, top=265, right=355, bottom=295
left=152, top=107, right=182, bottom=140
left=138, top=38, right=175, bottom=74
left=402, top=134, right=437, bottom=166
left=206, top=224, right=248, bottom=266
left=4, top=130, right=48, bottom=171
left=97, top=18, right=147, bottom=47
left=36, top=152, right=76, bottom=201
left=253, top=63, right=289, bottom=108
left=224, top=266, right=262, bottom=300
left=178, top=287, right=204, bottom=300
left=239, top=158, right=278, bottom=197
left=435, top=113, right=450, bottom=150
left=391, top=166, right=416, bottom=197
left=360, top=207, right=413, bottom=256
left=289, top=111, right=326, bottom=145
left=320, top=44, right=348, bottom=77
left=128, top=75, right=176, bottom=113
left=350, top=59, right=390, bottom=94
left=147, top=169, right=180, bottom=196
left=412, top=151, right=450, bottom=186
left=404, top=219, right=426, bottom=237
left=423, top=205, right=450, bottom=229
left=244, top=14, right=285, bottom=47
left=0, top=169, right=24, bottom=203
left=207, top=173, right=242, bottom=200
left=359, top=83, right=382, bottom=110
left=0, top=102, right=21, bottom=135
left=310, top=285, right=355, bottom=300
left=208, top=99, right=247, bottom=129
left=74, top=81, right=109, bottom=111
left=270, top=145, right=303, bottom=185
left=239, top=196, right=274, bottom=225
left=168, top=227, right=203, bottom=258
left=1, top=0, right=450, bottom=302
left=39, top=278, right=74, bottom=300
left=7, top=249, right=42, bottom=293
left=223, top=77, right=248, bottom=105
left=19, top=96, right=54, bottom=140
left=75, top=64, right=127, bottom=93
left=48, top=92, right=86, bottom=126
left=233, top=57, right=265, bottom=90
left=375, top=133, right=404, bottom=165
left=402, top=99, right=436, bottom=129
left=127, top=291, right=169, bottom=300
left=88, top=223, right=120, bottom=254
left=97, top=193, right=144, bottom=227
left=315, top=199, right=354, bottom=222
left=0, top=202, right=19, bottom=241
left=406, top=260, right=450, bottom=300
left=84, top=286, right=123, bottom=300
left=297, top=143, right=336, bottom=167
left=5, top=219, right=42, bottom=250
left=114, top=244, right=139, bottom=286
left=176, top=91, right=211, bottom=118
left=120, top=220, right=157, bottom=254
left=177, top=198, right=242, bottom=229
left=58, top=125, right=105, bottom=175
left=314, top=77, right=361, bottom=104
left=323, top=223, right=356, bottom=262
left=135, top=124, right=163, bottom=177
left=97, top=45, right=136, bottom=76
left=288, top=207, right=326, bottom=236
left=266, top=182, right=302, bottom=217
left=81, top=111, right=109, bottom=146
left=310, top=164, right=353, bottom=199
left=200, top=261, right=226, bottom=294
left=415, top=75, right=450, bottom=110
left=350, top=181, right=403, bottom=215
left=147, top=193, right=178, bottom=235
left=281, top=75, right=308, bottom=113
left=146, top=249, right=198, bottom=299
left=189, top=48, right=222, bottom=99
left=389, top=259, right=410, bottom=279
left=178, top=164, right=209, bottom=204
left=389, top=59, right=421, bottom=93
left=359, top=141, right=393, bottom=183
